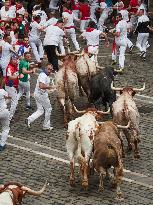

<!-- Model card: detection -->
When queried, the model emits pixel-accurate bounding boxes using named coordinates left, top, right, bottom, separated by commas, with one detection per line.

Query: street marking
left=6, top=139, right=153, bottom=189
left=7, top=136, right=151, bottom=179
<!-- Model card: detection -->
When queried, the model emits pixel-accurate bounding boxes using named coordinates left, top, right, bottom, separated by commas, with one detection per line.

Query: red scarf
left=86, top=27, right=95, bottom=32
left=63, top=9, right=72, bottom=14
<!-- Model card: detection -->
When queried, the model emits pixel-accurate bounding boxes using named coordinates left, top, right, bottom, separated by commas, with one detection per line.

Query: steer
left=0, top=181, right=47, bottom=205
left=93, top=121, right=129, bottom=200
left=55, top=50, right=79, bottom=126
left=66, top=105, right=110, bottom=189
left=111, top=82, right=145, bottom=158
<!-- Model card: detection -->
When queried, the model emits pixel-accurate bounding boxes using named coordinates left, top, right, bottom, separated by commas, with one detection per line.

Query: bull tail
left=75, top=123, right=85, bottom=164
left=123, top=100, right=130, bottom=121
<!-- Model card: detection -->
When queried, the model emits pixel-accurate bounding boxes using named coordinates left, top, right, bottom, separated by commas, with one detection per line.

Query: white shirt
left=114, top=1, right=124, bottom=13
left=100, top=2, right=109, bottom=16
left=33, top=9, right=48, bottom=24
left=44, top=17, right=58, bottom=27
left=0, top=89, right=8, bottom=112
left=82, top=29, right=101, bottom=46
left=17, top=6, right=25, bottom=15
left=0, top=6, right=15, bottom=20
left=0, top=42, right=13, bottom=70
left=29, top=21, right=41, bottom=39
left=43, top=25, right=65, bottom=46
left=62, top=11, right=75, bottom=27
left=137, top=14, right=149, bottom=23
left=119, top=9, right=129, bottom=22
left=115, top=19, right=127, bottom=42
left=138, top=4, right=147, bottom=15
left=35, top=72, right=50, bottom=95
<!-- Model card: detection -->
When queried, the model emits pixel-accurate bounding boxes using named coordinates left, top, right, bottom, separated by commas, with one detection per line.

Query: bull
left=72, top=49, right=121, bottom=110
left=66, top=105, right=110, bottom=189
left=55, top=49, right=79, bottom=126
left=0, top=181, right=47, bottom=205
left=89, top=66, right=119, bottom=111
left=111, top=82, right=145, bottom=158
left=93, top=121, right=130, bottom=200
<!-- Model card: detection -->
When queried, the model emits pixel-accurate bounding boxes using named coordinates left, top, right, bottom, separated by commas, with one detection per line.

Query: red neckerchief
left=15, top=41, right=24, bottom=46
left=86, top=27, right=95, bottom=32
left=63, top=9, right=72, bottom=14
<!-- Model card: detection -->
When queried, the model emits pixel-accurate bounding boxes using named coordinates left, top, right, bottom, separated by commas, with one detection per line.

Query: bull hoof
left=134, top=152, right=140, bottom=159
left=115, top=192, right=124, bottom=201
left=69, top=179, right=75, bottom=187
left=82, top=180, right=88, bottom=190
left=99, top=186, right=104, bottom=192
left=122, top=151, right=125, bottom=158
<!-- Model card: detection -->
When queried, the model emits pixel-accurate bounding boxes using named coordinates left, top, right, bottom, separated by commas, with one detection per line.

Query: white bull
left=66, top=106, right=110, bottom=189
left=0, top=181, right=47, bottom=205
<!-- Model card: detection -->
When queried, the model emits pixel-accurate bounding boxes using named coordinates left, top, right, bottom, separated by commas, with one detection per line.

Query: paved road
left=0, top=33, right=153, bottom=205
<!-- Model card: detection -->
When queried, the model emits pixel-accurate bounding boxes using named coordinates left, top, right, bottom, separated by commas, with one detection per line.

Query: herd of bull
left=0, top=49, right=146, bottom=204
left=55, top=48, right=145, bottom=200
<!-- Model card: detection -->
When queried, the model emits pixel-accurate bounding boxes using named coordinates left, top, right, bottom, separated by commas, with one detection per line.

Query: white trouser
left=29, top=37, right=44, bottom=62
left=136, top=33, right=149, bottom=57
left=73, top=10, right=79, bottom=19
left=80, top=19, right=90, bottom=32
left=0, top=58, right=10, bottom=76
left=98, top=14, right=108, bottom=32
left=112, top=40, right=127, bottom=69
left=88, top=45, right=99, bottom=63
left=90, top=5, right=98, bottom=23
left=28, top=92, right=52, bottom=128
left=18, top=81, right=30, bottom=106
left=127, top=38, right=133, bottom=48
left=0, top=109, right=10, bottom=146
left=5, top=86, right=19, bottom=121
left=130, top=15, right=138, bottom=29
left=66, top=28, right=80, bottom=51
left=58, top=37, right=66, bottom=55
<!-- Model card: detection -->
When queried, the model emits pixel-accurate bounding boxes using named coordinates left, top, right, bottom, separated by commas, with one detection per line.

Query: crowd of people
left=0, top=0, right=152, bottom=151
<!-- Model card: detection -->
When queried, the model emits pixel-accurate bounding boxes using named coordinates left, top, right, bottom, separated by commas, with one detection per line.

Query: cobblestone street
left=0, top=33, right=153, bottom=205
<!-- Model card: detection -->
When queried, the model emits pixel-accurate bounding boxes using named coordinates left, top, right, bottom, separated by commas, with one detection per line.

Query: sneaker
left=142, top=57, right=146, bottom=61
left=140, top=51, right=145, bottom=57
left=129, top=45, right=134, bottom=53
left=42, top=127, right=53, bottom=131
left=25, top=119, right=30, bottom=128
left=111, top=60, right=117, bottom=65
left=0, top=145, right=6, bottom=151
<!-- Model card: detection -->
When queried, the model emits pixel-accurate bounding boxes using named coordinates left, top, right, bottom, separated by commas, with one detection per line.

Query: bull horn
left=116, top=121, right=131, bottom=129
left=111, top=82, right=123, bottom=91
left=73, top=50, right=84, bottom=56
left=68, top=50, right=80, bottom=55
left=73, top=105, right=86, bottom=114
left=96, top=65, right=105, bottom=70
left=97, top=107, right=110, bottom=114
left=21, top=180, right=47, bottom=196
left=55, top=48, right=66, bottom=57
left=133, top=83, right=145, bottom=92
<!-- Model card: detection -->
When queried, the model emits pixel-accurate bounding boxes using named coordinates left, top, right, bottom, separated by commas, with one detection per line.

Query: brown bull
left=93, top=121, right=128, bottom=200
left=0, top=181, right=47, bottom=205
left=111, top=82, right=145, bottom=158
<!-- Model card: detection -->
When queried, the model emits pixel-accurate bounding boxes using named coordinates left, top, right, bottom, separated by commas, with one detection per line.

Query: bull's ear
left=132, top=90, right=136, bottom=97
